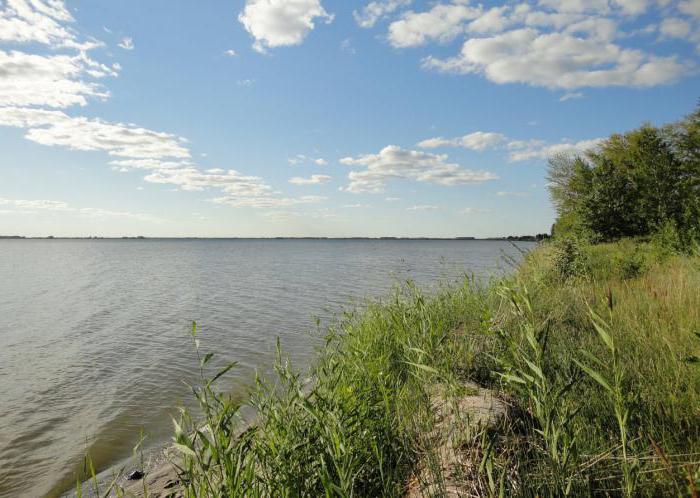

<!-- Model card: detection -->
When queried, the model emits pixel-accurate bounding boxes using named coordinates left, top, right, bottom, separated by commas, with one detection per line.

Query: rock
left=126, top=470, right=145, bottom=481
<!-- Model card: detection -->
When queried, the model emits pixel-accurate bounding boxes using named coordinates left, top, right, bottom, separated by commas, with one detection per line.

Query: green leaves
left=173, top=442, right=197, bottom=458
left=207, top=362, right=238, bottom=387
left=573, top=359, right=612, bottom=393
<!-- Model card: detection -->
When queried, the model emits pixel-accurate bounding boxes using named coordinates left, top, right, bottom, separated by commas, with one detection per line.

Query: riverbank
left=80, top=237, right=700, bottom=497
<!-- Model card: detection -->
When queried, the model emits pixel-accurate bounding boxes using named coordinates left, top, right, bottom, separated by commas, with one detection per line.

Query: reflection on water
left=0, top=239, right=532, bottom=497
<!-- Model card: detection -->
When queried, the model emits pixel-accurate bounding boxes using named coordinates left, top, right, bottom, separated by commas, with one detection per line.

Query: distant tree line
left=547, top=105, right=700, bottom=243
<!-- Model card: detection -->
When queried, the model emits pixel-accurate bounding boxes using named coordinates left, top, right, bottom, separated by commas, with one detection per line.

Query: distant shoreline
left=0, top=235, right=548, bottom=242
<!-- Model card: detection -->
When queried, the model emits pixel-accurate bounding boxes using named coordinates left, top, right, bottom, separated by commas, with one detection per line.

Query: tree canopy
left=547, top=106, right=700, bottom=243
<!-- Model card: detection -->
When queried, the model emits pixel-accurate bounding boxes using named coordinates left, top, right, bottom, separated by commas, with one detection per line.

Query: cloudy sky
left=0, top=0, right=698, bottom=237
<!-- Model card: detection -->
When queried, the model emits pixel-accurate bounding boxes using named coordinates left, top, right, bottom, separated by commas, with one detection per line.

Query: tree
left=546, top=105, right=700, bottom=242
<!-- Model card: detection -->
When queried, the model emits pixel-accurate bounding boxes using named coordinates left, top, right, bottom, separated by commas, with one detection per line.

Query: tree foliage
left=548, top=106, right=700, bottom=243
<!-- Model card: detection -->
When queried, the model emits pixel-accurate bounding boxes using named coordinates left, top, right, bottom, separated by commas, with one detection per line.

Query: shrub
left=551, top=237, right=590, bottom=281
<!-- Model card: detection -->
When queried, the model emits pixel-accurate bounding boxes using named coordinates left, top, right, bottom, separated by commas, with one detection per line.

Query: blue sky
left=0, top=0, right=698, bottom=237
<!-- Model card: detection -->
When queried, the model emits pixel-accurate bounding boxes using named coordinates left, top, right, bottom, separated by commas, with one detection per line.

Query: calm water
left=0, top=239, right=532, bottom=497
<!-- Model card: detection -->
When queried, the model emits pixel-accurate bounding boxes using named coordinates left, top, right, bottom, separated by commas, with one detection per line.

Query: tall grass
left=75, top=239, right=700, bottom=497
left=171, top=281, right=492, bottom=497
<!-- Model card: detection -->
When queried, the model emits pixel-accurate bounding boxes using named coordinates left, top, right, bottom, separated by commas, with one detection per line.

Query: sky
left=0, top=0, right=698, bottom=238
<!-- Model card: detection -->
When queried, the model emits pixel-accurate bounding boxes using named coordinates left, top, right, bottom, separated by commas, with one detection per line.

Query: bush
left=551, top=237, right=590, bottom=281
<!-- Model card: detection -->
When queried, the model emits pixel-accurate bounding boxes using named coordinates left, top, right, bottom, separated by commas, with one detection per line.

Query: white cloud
left=0, top=50, right=114, bottom=108
left=237, top=78, right=255, bottom=86
left=388, top=2, right=481, bottom=47
left=118, top=37, right=134, bottom=50
left=496, top=191, right=530, bottom=197
left=423, top=28, right=688, bottom=89
left=407, top=204, right=439, bottom=210
left=659, top=17, right=692, bottom=38
left=612, top=0, right=649, bottom=16
left=417, top=128, right=601, bottom=161
left=0, top=0, right=91, bottom=48
left=559, top=91, right=584, bottom=101
left=339, top=145, right=498, bottom=193
left=467, top=6, right=512, bottom=34
left=0, top=108, right=322, bottom=210
left=537, top=0, right=610, bottom=14
left=417, top=131, right=506, bottom=150
left=144, top=167, right=273, bottom=196
left=288, top=154, right=327, bottom=165
left=109, top=159, right=191, bottom=171
left=385, top=196, right=401, bottom=201
left=0, top=106, right=191, bottom=159
left=225, top=49, right=238, bottom=56
left=0, top=1, right=323, bottom=213
left=212, top=195, right=326, bottom=208
left=0, top=197, right=161, bottom=222
left=354, top=0, right=411, bottom=28
left=679, top=0, right=700, bottom=18
left=507, top=137, right=602, bottom=161
left=289, top=174, right=332, bottom=185
left=238, top=0, right=334, bottom=53
left=383, top=0, right=693, bottom=90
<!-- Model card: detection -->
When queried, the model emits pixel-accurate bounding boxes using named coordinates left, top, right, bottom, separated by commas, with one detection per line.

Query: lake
left=0, top=239, right=533, bottom=497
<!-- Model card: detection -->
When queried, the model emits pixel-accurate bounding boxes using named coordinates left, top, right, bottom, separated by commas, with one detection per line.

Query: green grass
left=77, top=239, right=700, bottom=497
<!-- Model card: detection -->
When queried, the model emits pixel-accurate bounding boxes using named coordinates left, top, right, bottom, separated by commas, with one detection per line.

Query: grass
left=76, top=238, right=700, bottom=497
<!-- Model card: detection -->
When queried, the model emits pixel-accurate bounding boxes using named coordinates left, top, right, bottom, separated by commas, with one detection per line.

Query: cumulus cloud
left=0, top=106, right=191, bottom=158
left=537, top=0, right=611, bottom=14
left=660, top=17, right=692, bottom=38
left=417, top=131, right=506, bottom=150
left=417, top=128, right=601, bottom=161
left=0, top=107, right=321, bottom=209
left=143, top=167, right=274, bottom=196
left=224, top=49, right=238, bottom=56
left=388, top=2, right=481, bottom=47
left=339, top=145, right=498, bottom=194
left=382, top=0, right=694, bottom=90
left=354, top=0, right=411, bottom=28
left=289, top=174, right=332, bottom=185
left=238, top=0, right=334, bottom=53
left=0, top=50, right=116, bottom=108
left=423, top=28, right=688, bottom=89
left=0, top=1, right=119, bottom=109
left=679, top=0, right=700, bottom=18
left=0, top=0, right=91, bottom=48
left=0, top=0, right=321, bottom=212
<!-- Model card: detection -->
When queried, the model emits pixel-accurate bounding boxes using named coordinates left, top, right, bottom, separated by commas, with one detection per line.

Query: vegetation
left=547, top=106, right=700, bottom=244
left=76, top=106, right=700, bottom=497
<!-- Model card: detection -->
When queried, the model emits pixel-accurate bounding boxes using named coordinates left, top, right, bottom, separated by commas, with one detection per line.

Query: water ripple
left=0, top=239, right=531, bottom=498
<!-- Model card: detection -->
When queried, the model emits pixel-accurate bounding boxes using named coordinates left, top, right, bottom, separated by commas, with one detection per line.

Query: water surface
left=0, top=239, right=532, bottom=497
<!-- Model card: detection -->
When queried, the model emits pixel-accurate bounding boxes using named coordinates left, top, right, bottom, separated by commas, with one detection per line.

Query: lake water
left=0, top=239, right=533, bottom=497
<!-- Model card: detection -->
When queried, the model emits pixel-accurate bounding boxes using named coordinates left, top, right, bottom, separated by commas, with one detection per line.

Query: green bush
left=551, top=236, right=590, bottom=281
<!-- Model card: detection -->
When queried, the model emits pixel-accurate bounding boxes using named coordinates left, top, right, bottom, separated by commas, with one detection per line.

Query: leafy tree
left=547, top=105, right=700, bottom=243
